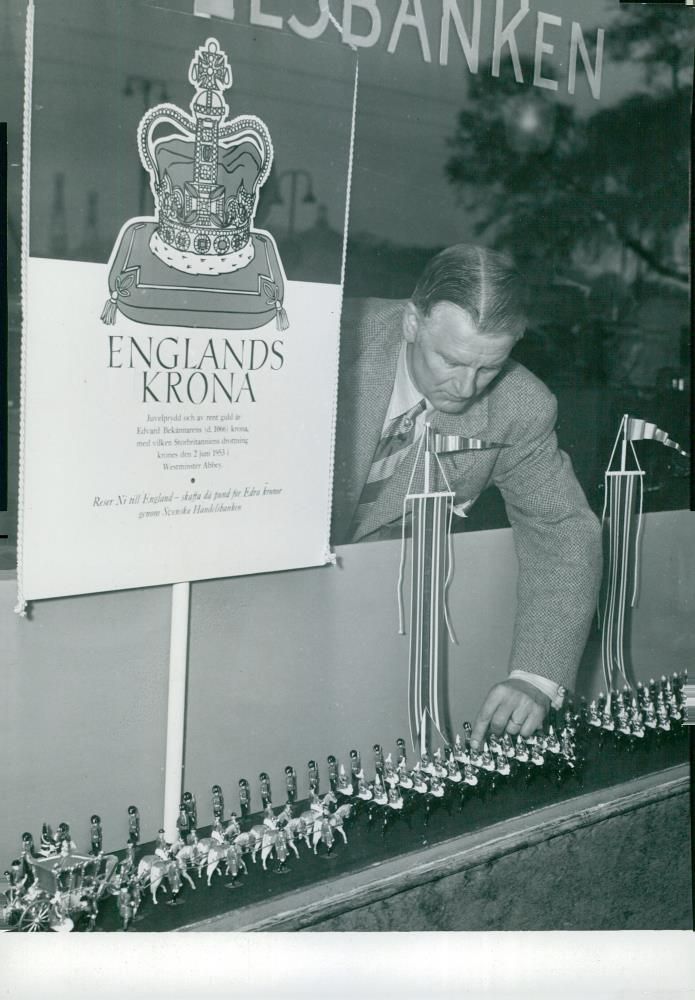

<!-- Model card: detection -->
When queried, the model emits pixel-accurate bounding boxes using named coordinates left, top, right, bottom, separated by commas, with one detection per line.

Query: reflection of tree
left=445, top=16, right=692, bottom=288
left=444, top=23, right=691, bottom=517
left=605, top=5, right=694, bottom=91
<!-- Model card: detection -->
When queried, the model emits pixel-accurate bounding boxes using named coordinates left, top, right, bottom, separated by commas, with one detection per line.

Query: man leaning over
left=332, top=244, right=603, bottom=748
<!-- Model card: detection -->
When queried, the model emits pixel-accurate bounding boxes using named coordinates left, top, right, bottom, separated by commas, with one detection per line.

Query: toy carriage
left=6, top=849, right=119, bottom=932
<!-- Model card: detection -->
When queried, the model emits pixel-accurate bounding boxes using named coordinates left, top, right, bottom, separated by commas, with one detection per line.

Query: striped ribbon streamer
left=600, top=470, right=640, bottom=694
left=406, top=491, right=453, bottom=753
left=625, top=418, right=688, bottom=457
left=432, top=433, right=509, bottom=454
left=599, top=413, right=687, bottom=693
left=599, top=416, right=645, bottom=693
left=396, top=424, right=493, bottom=752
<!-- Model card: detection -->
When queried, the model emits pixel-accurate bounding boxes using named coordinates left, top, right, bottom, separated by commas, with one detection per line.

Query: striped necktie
left=350, top=398, right=427, bottom=537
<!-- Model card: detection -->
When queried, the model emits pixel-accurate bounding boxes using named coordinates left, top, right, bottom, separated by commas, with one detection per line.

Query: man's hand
left=470, top=678, right=550, bottom=748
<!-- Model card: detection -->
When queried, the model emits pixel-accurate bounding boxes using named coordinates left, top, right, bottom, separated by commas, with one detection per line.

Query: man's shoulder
left=496, top=358, right=555, bottom=405
left=340, top=297, right=405, bottom=367
left=342, top=296, right=405, bottom=329
left=490, top=358, right=557, bottom=431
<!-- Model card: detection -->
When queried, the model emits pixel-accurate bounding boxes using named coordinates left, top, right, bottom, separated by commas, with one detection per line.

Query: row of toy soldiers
left=168, top=723, right=579, bottom=838
left=16, top=816, right=106, bottom=866
left=146, top=677, right=680, bottom=846
left=22, top=669, right=682, bottom=868
left=322, top=727, right=579, bottom=831
left=126, top=792, right=197, bottom=848
left=583, top=675, right=685, bottom=740
left=17, top=816, right=107, bottom=865
left=174, top=792, right=198, bottom=842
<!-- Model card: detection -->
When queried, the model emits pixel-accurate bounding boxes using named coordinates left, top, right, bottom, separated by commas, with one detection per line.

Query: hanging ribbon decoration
left=599, top=414, right=688, bottom=695
left=397, top=426, right=509, bottom=754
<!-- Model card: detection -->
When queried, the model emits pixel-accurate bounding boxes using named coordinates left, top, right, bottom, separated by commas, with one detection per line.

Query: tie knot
left=397, top=398, right=426, bottom=434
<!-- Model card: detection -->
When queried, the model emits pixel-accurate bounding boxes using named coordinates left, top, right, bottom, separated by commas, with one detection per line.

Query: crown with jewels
left=137, top=38, right=274, bottom=276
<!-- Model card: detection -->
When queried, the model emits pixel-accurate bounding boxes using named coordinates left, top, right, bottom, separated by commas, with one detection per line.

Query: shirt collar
left=387, top=340, right=427, bottom=421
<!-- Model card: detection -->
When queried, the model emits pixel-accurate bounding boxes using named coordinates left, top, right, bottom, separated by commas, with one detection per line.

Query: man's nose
left=452, top=369, right=476, bottom=398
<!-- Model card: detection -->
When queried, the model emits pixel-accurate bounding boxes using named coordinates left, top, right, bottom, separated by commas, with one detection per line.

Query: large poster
left=18, top=0, right=356, bottom=600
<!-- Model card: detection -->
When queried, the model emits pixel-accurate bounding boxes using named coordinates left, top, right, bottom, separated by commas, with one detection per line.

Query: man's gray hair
left=411, top=244, right=526, bottom=339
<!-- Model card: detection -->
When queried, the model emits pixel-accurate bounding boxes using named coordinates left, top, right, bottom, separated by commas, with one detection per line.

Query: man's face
left=403, top=301, right=519, bottom=414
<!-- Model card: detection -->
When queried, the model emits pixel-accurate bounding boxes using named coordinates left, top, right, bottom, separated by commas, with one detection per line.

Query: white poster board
left=18, top=2, right=355, bottom=601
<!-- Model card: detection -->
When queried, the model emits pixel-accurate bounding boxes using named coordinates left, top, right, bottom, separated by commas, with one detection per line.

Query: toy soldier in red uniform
left=238, top=779, right=251, bottom=819
left=327, top=756, right=339, bottom=793
left=117, top=883, right=135, bottom=931
left=127, top=806, right=140, bottom=845
left=224, top=812, right=241, bottom=840
left=307, top=761, right=319, bottom=796
left=259, top=773, right=272, bottom=808
left=224, top=842, right=247, bottom=888
left=155, top=829, right=170, bottom=861
left=211, top=785, right=224, bottom=822
left=165, top=862, right=184, bottom=906
left=124, top=841, right=136, bottom=872
left=90, top=815, right=103, bottom=856
left=182, top=791, right=197, bottom=830
left=285, top=766, right=298, bottom=804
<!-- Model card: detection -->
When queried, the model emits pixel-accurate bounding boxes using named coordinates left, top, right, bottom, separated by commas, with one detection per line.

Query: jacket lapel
left=351, top=348, right=397, bottom=510
left=353, top=390, right=491, bottom=541
left=335, top=304, right=403, bottom=539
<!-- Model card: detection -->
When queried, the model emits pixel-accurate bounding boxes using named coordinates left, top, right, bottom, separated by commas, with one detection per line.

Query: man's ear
left=402, top=301, right=420, bottom=344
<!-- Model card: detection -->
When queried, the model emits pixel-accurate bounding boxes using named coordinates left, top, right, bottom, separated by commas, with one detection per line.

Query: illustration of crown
left=137, top=38, right=274, bottom=276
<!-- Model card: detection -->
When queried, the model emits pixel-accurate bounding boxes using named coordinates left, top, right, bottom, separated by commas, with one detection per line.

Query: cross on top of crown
left=189, top=38, right=232, bottom=96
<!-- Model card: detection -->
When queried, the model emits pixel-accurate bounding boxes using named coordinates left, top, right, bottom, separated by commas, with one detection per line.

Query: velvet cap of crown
left=136, top=38, right=274, bottom=273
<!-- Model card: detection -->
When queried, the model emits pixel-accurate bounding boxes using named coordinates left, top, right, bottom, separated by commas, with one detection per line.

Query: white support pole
left=163, top=581, right=191, bottom=842
left=620, top=413, right=628, bottom=472
left=424, top=424, right=431, bottom=494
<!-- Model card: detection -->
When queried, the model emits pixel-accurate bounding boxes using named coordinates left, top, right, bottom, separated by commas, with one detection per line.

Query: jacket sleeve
left=492, top=389, right=603, bottom=692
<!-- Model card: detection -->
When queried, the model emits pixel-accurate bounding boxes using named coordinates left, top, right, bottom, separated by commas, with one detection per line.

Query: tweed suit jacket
left=332, top=298, right=603, bottom=692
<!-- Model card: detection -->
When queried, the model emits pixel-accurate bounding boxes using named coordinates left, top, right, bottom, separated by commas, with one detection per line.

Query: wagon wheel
left=18, top=898, right=53, bottom=932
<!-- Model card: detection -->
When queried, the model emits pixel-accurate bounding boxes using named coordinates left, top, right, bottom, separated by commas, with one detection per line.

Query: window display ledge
left=179, top=764, right=691, bottom=932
